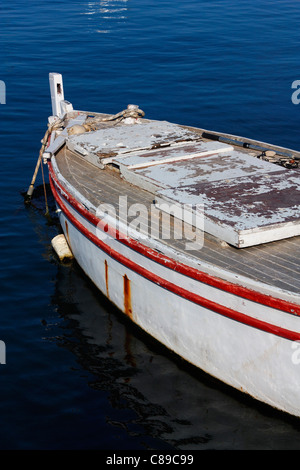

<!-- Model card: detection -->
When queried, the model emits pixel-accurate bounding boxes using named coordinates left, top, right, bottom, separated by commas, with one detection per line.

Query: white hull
left=49, top=161, right=300, bottom=417
left=41, top=72, right=300, bottom=418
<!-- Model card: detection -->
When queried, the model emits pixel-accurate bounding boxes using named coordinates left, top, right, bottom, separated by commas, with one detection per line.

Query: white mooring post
left=49, top=73, right=73, bottom=118
left=49, top=72, right=65, bottom=117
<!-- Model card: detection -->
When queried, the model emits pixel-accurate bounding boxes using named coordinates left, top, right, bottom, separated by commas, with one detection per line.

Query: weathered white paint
left=155, top=169, right=300, bottom=248
left=119, top=149, right=282, bottom=194
left=113, top=141, right=233, bottom=169
left=64, top=116, right=300, bottom=248
left=54, top=189, right=300, bottom=418
left=59, top=194, right=299, bottom=330
left=51, top=155, right=300, bottom=306
left=68, top=121, right=201, bottom=163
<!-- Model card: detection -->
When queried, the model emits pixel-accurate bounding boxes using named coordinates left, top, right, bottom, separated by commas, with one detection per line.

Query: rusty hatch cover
left=155, top=169, right=300, bottom=248
left=67, top=121, right=202, bottom=161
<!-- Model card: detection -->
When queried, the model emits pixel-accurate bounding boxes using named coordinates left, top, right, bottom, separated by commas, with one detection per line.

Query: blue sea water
left=1, top=0, right=300, bottom=451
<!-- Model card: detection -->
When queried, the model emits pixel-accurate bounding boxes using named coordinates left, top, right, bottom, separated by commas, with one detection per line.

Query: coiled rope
left=85, top=104, right=145, bottom=129
left=25, top=105, right=145, bottom=209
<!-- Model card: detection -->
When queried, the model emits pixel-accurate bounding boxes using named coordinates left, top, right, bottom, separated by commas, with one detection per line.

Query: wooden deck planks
left=54, top=147, right=300, bottom=294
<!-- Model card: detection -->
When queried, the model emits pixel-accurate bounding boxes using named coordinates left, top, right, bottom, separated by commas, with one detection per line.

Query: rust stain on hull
left=105, top=259, right=109, bottom=298
left=65, top=220, right=71, bottom=248
left=123, top=274, right=133, bottom=320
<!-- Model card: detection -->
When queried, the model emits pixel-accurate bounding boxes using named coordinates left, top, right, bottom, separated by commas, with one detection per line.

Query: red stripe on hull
left=48, top=161, right=300, bottom=316
left=49, top=168, right=300, bottom=342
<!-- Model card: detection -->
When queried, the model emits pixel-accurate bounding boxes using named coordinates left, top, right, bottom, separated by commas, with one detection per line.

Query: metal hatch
left=155, top=169, right=300, bottom=248
left=66, top=120, right=202, bottom=164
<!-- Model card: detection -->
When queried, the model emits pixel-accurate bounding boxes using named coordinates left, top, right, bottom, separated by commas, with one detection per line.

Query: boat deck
left=54, top=145, right=300, bottom=296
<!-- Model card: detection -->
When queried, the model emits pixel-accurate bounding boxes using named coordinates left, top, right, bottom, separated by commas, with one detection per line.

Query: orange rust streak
left=105, top=260, right=109, bottom=298
left=123, top=275, right=133, bottom=320
left=65, top=221, right=71, bottom=247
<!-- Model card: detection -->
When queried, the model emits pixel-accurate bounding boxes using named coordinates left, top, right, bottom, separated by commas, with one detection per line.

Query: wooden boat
left=41, top=73, right=300, bottom=417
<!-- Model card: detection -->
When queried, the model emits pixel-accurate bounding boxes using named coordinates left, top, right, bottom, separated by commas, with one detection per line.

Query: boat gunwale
left=48, top=158, right=300, bottom=317
left=48, top=165, right=300, bottom=343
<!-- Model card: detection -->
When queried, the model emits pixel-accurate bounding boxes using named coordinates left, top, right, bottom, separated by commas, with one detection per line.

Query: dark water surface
left=1, top=0, right=300, bottom=450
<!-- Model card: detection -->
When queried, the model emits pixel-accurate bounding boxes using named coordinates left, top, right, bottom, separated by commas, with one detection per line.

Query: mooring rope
left=40, top=151, right=49, bottom=216
left=85, top=104, right=145, bottom=129
left=26, top=105, right=145, bottom=207
left=101, top=104, right=145, bottom=122
left=25, top=118, right=64, bottom=204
